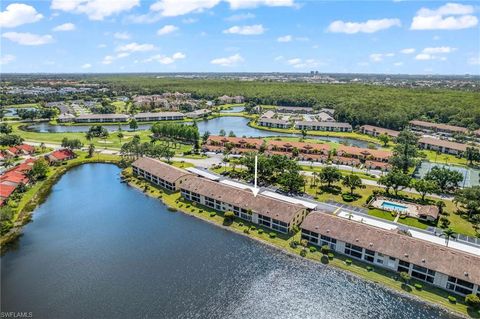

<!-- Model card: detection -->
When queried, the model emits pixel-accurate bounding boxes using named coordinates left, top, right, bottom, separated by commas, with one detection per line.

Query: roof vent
left=421, top=259, right=425, bottom=263
left=369, top=243, right=373, bottom=247
left=326, top=229, right=330, bottom=233
left=404, top=253, right=408, bottom=258
left=355, top=238, right=359, bottom=242
left=464, top=272, right=469, bottom=277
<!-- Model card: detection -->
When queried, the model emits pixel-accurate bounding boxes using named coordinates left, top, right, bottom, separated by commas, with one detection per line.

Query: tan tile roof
left=360, top=125, right=400, bottom=137
left=409, top=120, right=468, bottom=133
left=207, top=136, right=264, bottom=147
left=418, top=137, right=468, bottom=152
left=301, top=212, right=480, bottom=285
left=337, top=145, right=392, bottom=160
left=132, top=157, right=192, bottom=183
left=180, top=176, right=305, bottom=223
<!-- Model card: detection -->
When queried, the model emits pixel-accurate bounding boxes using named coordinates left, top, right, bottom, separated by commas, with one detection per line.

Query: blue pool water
left=381, top=201, right=408, bottom=212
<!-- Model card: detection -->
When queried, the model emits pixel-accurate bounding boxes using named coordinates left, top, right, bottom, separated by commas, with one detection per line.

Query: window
left=411, top=265, right=435, bottom=284
left=397, top=260, right=410, bottom=273
left=364, top=249, right=375, bottom=263
left=447, top=277, right=474, bottom=295
left=344, top=243, right=362, bottom=259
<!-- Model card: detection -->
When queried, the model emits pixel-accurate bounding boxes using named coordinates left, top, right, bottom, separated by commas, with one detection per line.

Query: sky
left=0, top=0, right=479, bottom=74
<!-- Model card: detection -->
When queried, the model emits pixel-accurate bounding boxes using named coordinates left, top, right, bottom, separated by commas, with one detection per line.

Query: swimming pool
left=381, top=201, right=408, bottom=212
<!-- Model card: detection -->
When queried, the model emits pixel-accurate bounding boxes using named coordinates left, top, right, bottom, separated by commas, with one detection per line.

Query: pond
left=25, top=117, right=374, bottom=147
left=3, top=107, right=37, bottom=117
left=219, top=106, right=245, bottom=113
left=1, top=164, right=457, bottom=319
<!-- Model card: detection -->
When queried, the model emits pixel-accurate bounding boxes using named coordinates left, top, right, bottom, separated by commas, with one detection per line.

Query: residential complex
left=359, top=125, right=400, bottom=138
left=409, top=120, right=469, bottom=137
left=134, top=112, right=185, bottom=122
left=132, top=157, right=192, bottom=191
left=74, top=114, right=129, bottom=123
left=295, top=121, right=352, bottom=132
left=418, top=136, right=469, bottom=156
left=301, top=212, right=479, bottom=297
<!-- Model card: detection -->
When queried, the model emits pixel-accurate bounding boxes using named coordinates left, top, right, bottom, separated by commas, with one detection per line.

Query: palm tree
left=440, top=228, right=456, bottom=247
left=2, top=158, right=14, bottom=169
left=88, top=143, right=95, bottom=158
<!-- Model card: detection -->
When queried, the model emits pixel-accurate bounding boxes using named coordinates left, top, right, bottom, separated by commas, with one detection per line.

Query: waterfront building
left=45, top=149, right=76, bottom=164
left=134, top=112, right=185, bottom=122
left=74, top=114, right=129, bottom=123
left=258, top=118, right=291, bottom=129
left=180, top=176, right=307, bottom=233
left=185, top=109, right=211, bottom=118
left=131, top=157, right=192, bottom=191
left=295, top=121, right=352, bottom=132
left=300, top=212, right=480, bottom=296
left=7, top=144, right=35, bottom=156
left=359, top=125, right=400, bottom=138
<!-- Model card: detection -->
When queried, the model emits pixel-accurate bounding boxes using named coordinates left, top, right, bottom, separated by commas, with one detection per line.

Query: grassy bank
left=124, top=171, right=478, bottom=318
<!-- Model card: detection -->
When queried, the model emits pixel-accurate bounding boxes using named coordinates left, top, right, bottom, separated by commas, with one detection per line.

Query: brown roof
left=134, top=112, right=185, bottom=118
left=418, top=205, right=440, bottom=219
left=418, top=136, right=468, bottom=152
left=180, top=176, right=305, bottom=223
left=207, top=136, right=263, bottom=147
left=301, top=212, right=480, bottom=285
left=132, top=157, right=192, bottom=183
left=409, top=120, right=468, bottom=133
left=337, top=145, right=392, bottom=160
left=360, top=125, right=400, bottom=137
left=295, top=121, right=352, bottom=129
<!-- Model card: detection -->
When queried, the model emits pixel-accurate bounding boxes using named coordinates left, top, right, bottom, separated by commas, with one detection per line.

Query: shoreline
left=1, top=161, right=475, bottom=318
left=124, top=171, right=471, bottom=319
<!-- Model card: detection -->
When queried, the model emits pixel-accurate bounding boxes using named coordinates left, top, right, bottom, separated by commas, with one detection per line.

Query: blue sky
left=1, top=0, right=479, bottom=74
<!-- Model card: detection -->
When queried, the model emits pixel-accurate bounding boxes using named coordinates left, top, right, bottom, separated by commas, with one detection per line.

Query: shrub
left=243, top=228, right=250, bottom=234
left=186, top=205, right=191, bottom=208
left=199, top=209, right=203, bottom=213
left=342, top=193, right=355, bottom=202
left=224, top=211, right=235, bottom=221
left=300, top=249, right=307, bottom=257
left=290, top=240, right=298, bottom=249
left=250, top=226, right=256, bottom=231
left=239, top=222, right=243, bottom=227
left=365, top=194, right=374, bottom=205
left=414, top=283, right=423, bottom=290
left=167, top=207, right=177, bottom=212
left=448, top=296, right=457, bottom=304
left=269, top=232, right=276, bottom=238
left=328, top=253, right=334, bottom=260
left=309, top=246, right=317, bottom=253
left=321, top=245, right=330, bottom=255
left=209, top=212, right=216, bottom=217
left=345, top=259, right=352, bottom=265
left=366, top=266, right=373, bottom=272
left=465, top=294, right=480, bottom=308
left=258, top=229, right=264, bottom=234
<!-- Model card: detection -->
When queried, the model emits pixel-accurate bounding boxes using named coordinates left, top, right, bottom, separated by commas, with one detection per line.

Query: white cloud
left=393, top=62, right=403, bottom=66
left=400, top=48, right=415, bottom=54
left=102, top=55, right=115, bottom=64
left=226, top=0, right=295, bottom=9
left=144, top=52, right=186, bottom=64
left=51, top=0, right=139, bottom=21
left=468, top=56, right=480, bottom=65
left=0, top=3, right=43, bottom=28
left=150, top=0, right=221, bottom=17
left=53, top=23, right=76, bottom=32
left=125, top=12, right=163, bottom=24
left=114, top=32, right=131, bottom=40
left=369, top=52, right=395, bottom=62
left=223, top=24, right=265, bottom=35
left=2, top=32, right=53, bottom=46
left=225, top=13, right=255, bottom=22
left=116, top=52, right=130, bottom=58
left=327, top=18, right=401, bottom=34
left=210, top=53, right=244, bottom=66
left=422, top=46, right=456, bottom=54
left=411, top=3, right=478, bottom=30
left=286, top=57, right=322, bottom=68
left=157, top=24, right=179, bottom=36
left=149, top=0, right=294, bottom=17
left=277, top=35, right=292, bottom=42
left=415, top=53, right=447, bottom=61
left=81, top=63, right=92, bottom=69
left=0, top=54, right=16, bottom=65
left=98, top=43, right=107, bottom=48
left=116, top=42, right=156, bottom=52
left=182, top=18, right=198, bottom=24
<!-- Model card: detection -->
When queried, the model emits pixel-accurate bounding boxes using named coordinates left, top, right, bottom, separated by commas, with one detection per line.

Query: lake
left=25, top=116, right=373, bottom=147
left=1, top=164, right=458, bottom=319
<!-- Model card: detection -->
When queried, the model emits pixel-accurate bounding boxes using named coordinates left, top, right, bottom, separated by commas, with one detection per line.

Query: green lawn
left=368, top=208, right=396, bottom=221
left=3, top=103, right=39, bottom=108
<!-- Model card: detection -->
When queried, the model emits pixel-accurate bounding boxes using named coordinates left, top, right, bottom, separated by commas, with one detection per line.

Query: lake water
left=25, top=117, right=373, bottom=147
left=219, top=106, right=245, bottom=113
left=1, top=164, right=458, bottom=319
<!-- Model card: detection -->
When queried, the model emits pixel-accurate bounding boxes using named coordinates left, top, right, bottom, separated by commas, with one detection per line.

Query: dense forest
left=96, top=77, right=480, bottom=130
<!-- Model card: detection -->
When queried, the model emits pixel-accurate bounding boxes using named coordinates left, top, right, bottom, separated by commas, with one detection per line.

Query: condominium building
left=418, top=136, right=469, bottom=155
left=359, top=125, right=400, bottom=138
left=295, top=121, right=352, bottom=132
left=409, top=120, right=468, bottom=137
left=301, top=212, right=479, bottom=296
left=132, top=157, right=192, bottom=191
left=74, top=114, right=129, bottom=123
left=258, top=118, right=291, bottom=129
left=134, top=112, right=185, bottom=122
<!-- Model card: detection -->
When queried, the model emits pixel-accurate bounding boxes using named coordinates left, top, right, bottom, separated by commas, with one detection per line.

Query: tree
left=129, top=118, right=138, bottom=131
left=377, top=133, right=390, bottom=147
left=224, top=211, right=235, bottom=222
left=342, top=174, right=365, bottom=195
left=219, top=129, right=226, bottom=136
left=61, top=138, right=83, bottom=150
left=228, top=130, right=236, bottom=137
left=411, top=178, right=439, bottom=201
left=88, top=143, right=95, bottom=158
left=378, top=170, right=411, bottom=196
left=202, top=131, right=210, bottom=144
left=440, top=228, right=456, bottom=247
left=454, top=186, right=480, bottom=219
left=320, top=166, right=342, bottom=188
left=465, top=294, right=480, bottom=309
left=278, top=166, right=305, bottom=194
left=465, top=147, right=480, bottom=165
left=0, top=134, right=24, bottom=146
left=425, top=166, right=463, bottom=193
left=390, top=130, right=418, bottom=173
left=399, top=271, right=411, bottom=286
left=0, top=123, right=12, bottom=134
left=301, top=129, right=307, bottom=139
left=30, top=158, right=49, bottom=181
left=117, top=131, right=124, bottom=144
